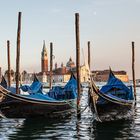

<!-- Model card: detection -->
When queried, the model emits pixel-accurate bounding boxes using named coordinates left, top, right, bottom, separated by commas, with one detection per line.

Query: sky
left=0, top=0, right=140, bottom=79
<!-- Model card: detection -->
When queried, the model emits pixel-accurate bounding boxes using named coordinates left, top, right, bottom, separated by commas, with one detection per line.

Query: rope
left=0, top=110, right=7, bottom=119
left=64, top=99, right=89, bottom=114
left=77, top=104, right=88, bottom=114
left=53, top=104, right=89, bottom=115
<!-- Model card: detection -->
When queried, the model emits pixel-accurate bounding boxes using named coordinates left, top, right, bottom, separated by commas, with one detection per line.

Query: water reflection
left=7, top=117, right=74, bottom=140
left=92, top=119, right=134, bottom=140
left=0, top=88, right=140, bottom=139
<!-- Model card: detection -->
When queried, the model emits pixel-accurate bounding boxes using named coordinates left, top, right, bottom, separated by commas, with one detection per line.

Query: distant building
left=41, top=41, right=48, bottom=74
left=70, top=65, right=90, bottom=83
left=49, top=73, right=71, bottom=83
left=36, top=41, right=49, bottom=82
left=42, top=72, right=47, bottom=83
left=53, top=62, right=67, bottom=75
left=66, top=57, right=75, bottom=70
left=4, top=69, right=15, bottom=83
left=21, top=73, right=34, bottom=84
left=92, top=70, right=129, bottom=82
left=49, top=58, right=89, bottom=83
left=136, top=79, right=140, bottom=86
left=80, top=65, right=90, bottom=82
left=53, top=66, right=89, bottom=83
left=23, top=43, right=90, bottom=83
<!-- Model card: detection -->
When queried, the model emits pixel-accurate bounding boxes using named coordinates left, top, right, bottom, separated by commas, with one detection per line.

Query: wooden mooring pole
left=75, top=13, right=81, bottom=118
left=7, top=40, right=11, bottom=87
left=50, top=42, right=53, bottom=89
left=16, top=12, right=22, bottom=94
left=88, top=41, right=91, bottom=70
left=132, top=41, right=136, bottom=101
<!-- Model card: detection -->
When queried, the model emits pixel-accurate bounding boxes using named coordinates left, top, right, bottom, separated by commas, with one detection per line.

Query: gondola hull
left=89, top=69, right=135, bottom=122
left=89, top=97, right=134, bottom=121
left=0, top=98, right=76, bottom=118
left=0, top=86, right=76, bottom=118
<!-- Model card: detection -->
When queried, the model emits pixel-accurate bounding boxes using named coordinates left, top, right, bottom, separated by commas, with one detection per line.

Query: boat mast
left=16, top=12, right=22, bottom=94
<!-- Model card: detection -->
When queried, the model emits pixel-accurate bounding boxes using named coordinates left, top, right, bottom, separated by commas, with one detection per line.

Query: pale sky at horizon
left=0, top=0, right=140, bottom=79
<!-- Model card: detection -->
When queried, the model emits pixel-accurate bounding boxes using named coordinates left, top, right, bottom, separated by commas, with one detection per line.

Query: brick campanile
left=41, top=41, right=48, bottom=73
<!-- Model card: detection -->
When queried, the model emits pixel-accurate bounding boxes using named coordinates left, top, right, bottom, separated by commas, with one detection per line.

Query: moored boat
left=89, top=69, right=135, bottom=121
left=0, top=73, right=77, bottom=118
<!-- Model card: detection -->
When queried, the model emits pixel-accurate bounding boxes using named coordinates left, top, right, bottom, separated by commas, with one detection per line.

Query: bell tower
left=41, top=40, right=48, bottom=73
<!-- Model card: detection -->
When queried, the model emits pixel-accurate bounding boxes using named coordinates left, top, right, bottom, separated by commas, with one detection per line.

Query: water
left=0, top=87, right=140, bottom=140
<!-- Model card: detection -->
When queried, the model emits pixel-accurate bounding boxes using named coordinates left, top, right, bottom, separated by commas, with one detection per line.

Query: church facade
left=37, top=41, right=90, bottom=83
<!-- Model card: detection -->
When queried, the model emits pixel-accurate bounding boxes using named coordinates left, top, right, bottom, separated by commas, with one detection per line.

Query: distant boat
left=0, top=73, right=77, bottom=118
left=89, top=69, right=135, bottom=121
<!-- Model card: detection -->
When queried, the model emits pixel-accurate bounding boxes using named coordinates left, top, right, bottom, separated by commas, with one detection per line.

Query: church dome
left=66, top=57, right=75, bottom=68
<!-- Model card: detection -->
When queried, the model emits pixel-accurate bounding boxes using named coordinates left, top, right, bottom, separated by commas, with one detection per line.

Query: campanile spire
left=41, top=40, right=48, bottom=73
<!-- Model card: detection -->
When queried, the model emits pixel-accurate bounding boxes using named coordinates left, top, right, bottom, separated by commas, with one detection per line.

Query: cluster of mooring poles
left=5, top=12, right=22, bottom=93
left=4, top=11, right=137, bottom=119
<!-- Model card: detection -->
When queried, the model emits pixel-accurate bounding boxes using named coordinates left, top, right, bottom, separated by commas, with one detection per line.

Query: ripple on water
left=0, top=87, right=140, bottom=139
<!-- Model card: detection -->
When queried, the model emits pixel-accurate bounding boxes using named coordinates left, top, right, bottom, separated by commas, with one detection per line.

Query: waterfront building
left=92, top=70, right=129, bottom=82
left=66, top=57, right=75, bottom=70
left=52, top=58, right=89, bottom=83
left=4, top=69, right=15, bottom=83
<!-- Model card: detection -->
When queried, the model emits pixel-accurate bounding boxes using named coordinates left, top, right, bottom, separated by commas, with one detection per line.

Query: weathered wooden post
left=16, top=12, right=22, bottom=94
left=49, top=42, right=53, bottom=89
left=88, top=41, right=91, bottom=69
left=132, top=41, right=136, bottom=101
left=7, top=40, right=11, bottom=87
left=75, top=13, right=81, bottom=118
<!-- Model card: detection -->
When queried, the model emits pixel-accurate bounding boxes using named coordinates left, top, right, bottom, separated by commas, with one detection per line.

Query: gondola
left=0, top=76, right=7, bottom=102
left=89, top=69, right=135, bottom=121
left=0, top=73, right=77, bottom=118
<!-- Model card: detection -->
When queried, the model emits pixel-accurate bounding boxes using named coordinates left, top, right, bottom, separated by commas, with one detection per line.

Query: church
left=37, top=41, right=90, bottom=83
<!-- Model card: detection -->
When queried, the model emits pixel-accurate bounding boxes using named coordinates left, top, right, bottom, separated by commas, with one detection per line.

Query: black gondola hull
left=89, top=97, right=134, bottom=121
left=0, top=96, right=76, bottom=118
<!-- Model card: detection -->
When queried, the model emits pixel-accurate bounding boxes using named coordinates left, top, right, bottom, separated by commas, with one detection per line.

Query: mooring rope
left=64, top=99, right=89, bottom=114
left=77, top=104, right=89, bottom=114
left=0, top=110, right=7, bottom=119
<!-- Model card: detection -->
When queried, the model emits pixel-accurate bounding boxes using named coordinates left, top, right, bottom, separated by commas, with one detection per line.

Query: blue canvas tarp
left=99, top=70, right=134, bottom=100
left=23, top=92, right=56, bottom=101
left=2, top=73, right=77, bottom=101
left=20, top=75, right=43, bottom=94
left=48, top=73, right=77, bottom=100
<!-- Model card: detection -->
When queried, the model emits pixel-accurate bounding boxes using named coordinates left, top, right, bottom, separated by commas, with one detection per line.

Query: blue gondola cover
left=99, top=69, right=134, bottom=101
